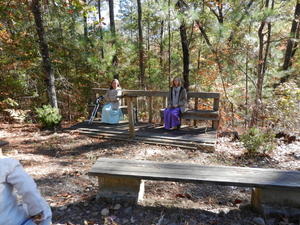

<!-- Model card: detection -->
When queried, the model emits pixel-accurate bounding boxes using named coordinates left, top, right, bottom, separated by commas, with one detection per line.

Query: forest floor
left=1, top=122, right=300, bottom=225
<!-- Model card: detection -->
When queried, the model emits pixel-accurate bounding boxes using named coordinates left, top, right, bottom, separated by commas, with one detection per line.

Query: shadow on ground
left=34, top=173, right=259, bottom=225
left=51, top=196, right=259, bottom=225
left=31, top=137, right=135, bottom=158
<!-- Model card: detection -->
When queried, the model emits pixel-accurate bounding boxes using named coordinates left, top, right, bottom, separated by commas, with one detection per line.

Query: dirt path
left=1, top=123, right=299, bottom=225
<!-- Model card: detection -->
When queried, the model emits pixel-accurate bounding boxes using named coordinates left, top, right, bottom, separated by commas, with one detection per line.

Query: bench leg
left=160, top=113, right=164, bottom=126
left=251, top=188, right=300, bottom=215
left=97, top=175, right=144, bottom=202
left=212, top=120, right=219, bottom=130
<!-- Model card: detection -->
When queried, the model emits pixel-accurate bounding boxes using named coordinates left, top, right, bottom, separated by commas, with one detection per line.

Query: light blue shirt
left=0, top=157, right=52, bottom=225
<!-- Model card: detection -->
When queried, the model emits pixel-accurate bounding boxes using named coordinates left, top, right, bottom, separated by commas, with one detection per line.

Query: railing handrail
left=92, top=88, right=220, bottom=99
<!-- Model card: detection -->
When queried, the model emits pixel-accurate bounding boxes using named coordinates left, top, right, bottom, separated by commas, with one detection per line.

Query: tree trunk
left=108, top=0, right=118, bottom=79
left=108, top=0, right=116, bottom=37
left=282, top=0, right=300, bottom=71
left=97, top=0, right=104, bottom=59
left=147, top=6, right=150, bottom=81
left=160, top=20, right=164, bottom=72
left=137, top=0, right=145, bottom=88
left=168, top=0, right=171, bottom=85
left=31, top=0, right=58, bottom=108
left=176, top=0, right=190, bottom=90
left=251, top=0, right=273, bottom=126
left=179, top=22, right=190, bottom=91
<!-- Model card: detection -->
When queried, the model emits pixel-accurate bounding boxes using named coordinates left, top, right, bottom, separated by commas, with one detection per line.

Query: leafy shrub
left=36, top=105, right=62, bottom=129
left=240, top=127, right=275, bottom=155
left=2, top=98, right=19, bottom=108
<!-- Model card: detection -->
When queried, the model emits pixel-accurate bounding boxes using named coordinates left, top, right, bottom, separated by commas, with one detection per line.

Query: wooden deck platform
left=67, top=121, right=217, bottom=151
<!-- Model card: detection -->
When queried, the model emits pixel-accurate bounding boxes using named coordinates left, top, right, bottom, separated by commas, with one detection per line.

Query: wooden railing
left=91, top=88, right=220, bottom=137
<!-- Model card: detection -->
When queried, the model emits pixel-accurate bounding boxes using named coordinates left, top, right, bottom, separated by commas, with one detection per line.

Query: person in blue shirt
left=0, top=156, right=52, bottom=225
left=101, top=79, right=123, bottom=124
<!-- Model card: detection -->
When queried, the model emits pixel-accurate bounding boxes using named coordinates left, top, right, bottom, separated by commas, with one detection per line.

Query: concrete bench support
left=0, top=140, right=9, bottom=156
left=97, top=175, right=144, bottom=202
left=251, top=188, right=300, bottom=212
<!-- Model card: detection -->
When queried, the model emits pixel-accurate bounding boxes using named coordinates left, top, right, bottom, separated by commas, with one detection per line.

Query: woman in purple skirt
left=164, top=77, right=187, bottom=130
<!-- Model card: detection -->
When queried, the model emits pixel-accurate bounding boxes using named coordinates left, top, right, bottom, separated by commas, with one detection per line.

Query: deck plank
left=67, top=121, right=217, bottom=149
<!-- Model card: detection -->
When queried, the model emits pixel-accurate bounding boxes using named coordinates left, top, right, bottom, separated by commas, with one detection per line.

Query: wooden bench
left=89, top=158, right=300, bottom=212
left=160, top=92, right=220, bottom=129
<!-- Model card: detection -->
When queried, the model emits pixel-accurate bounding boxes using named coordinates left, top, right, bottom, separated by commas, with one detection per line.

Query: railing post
left=126, top=96, right=135, bottom=138
left=148, top=96, right=153, bottom=123
left=213, top=97, right=220, bottom=111
left=212, top=97, right=220, bottom=129
left=193, top=97, right=198, bottom=127
left=163, top=97, right=167, bottom=108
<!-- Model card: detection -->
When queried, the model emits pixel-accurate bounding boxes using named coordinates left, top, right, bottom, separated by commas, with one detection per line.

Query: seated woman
left=0, top=156, right=52, bottom=225
left=164, top=77, right=187, bottom=130
left=101, top=79, right=123, bottom=124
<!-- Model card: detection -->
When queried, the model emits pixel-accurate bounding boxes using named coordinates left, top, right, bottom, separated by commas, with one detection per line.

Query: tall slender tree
left=97, top=0, right=104, bottom=59
left=282, top=1, right=300, bottom=72
left=137, top=0, right=145, bottom=88
left=176, top=0, right=190, bottom=90
left=31, top=0, right=58, bottom=108
left=168, top=0, right=171, bottom=85
left=251, top=0, right=274, bottom=126
left=179, top=21, right=190, bottom=91
left=160, top=20, right=164, bottom=74
left=108, top=0, right=118, bottom=79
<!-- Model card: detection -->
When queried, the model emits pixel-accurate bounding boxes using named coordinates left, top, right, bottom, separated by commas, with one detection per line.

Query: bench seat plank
left=89, top=158, right=300, bottom=190
left=160, top=109, right=219, bottom=120
left=182, top=110, right=219, bottom=120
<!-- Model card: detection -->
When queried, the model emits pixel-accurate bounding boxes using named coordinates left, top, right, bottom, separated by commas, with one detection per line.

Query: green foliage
left=266, top=82, right=300, bottom=133
left=240, top=128, right=276, bottom=155
left=0, top=0, right=299, bottom=127
left=35, top=105, right=62, bottom=129
left=0, top=98, right=31, bottom=123
left=2, top=98, right=19, bottom=108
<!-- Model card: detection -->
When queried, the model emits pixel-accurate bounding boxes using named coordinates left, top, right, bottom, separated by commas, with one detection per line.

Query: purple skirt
left=164, top=107, right=181, bottom=130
